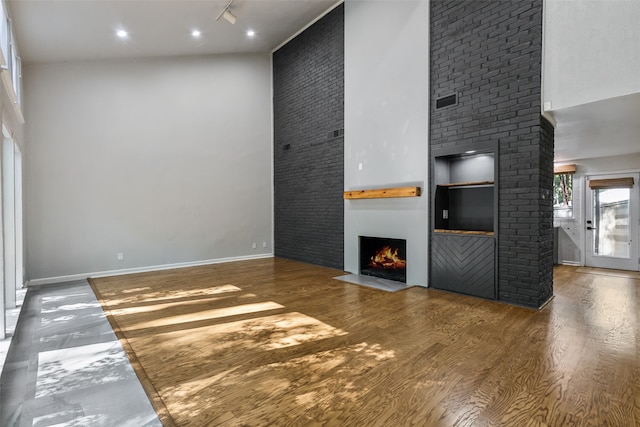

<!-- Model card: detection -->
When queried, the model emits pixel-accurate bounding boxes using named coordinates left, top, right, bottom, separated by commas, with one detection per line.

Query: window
left=554, top=164, right=576, bottom=219
left=0, top=5, right=8, bottom=64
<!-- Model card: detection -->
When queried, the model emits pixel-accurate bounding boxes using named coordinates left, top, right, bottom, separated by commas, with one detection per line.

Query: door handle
left=587, top=227, right=597, bottom=230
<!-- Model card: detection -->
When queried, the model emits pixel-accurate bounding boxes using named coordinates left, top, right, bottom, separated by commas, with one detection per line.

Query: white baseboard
left=26, top=253, right=275, bottom=287
left=558, top=261, right=581, bottom=266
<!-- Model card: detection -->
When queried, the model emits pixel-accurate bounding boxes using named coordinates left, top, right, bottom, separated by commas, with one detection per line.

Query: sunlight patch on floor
left=163, top=341, right=395, bottom=423
left=41, top=302, right=102, bottom=314
left=36, top=342, right=131, bottom=398
left=110, top=294, right=253, bottom=316
left=40, top=293, right=94, bottom=304
left=141, top=312, right=349, bottom=366
left=154, top=311, right=347, bottom=352
left=260, top=314, right=349, bottom=350
left=40, top=313, right=105, bottom=328
left=33, top=412, right=105, bottom=427
left=125, top=301, right=285, bottom=331
left=100, top=284, right=242, bottom=308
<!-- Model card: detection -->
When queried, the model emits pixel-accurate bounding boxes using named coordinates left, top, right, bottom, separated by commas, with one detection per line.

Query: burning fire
left=369, top=246, right=406, bottom=270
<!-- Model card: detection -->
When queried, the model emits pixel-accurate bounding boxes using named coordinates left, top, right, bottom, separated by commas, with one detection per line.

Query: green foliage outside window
left=554, top=173, right=573, bottom=218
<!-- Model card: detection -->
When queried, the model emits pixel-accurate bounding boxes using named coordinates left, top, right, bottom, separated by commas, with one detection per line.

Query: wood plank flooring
left=88, top=258, right=638, bottom=426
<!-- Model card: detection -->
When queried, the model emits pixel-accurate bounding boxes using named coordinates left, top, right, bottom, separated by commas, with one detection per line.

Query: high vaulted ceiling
left=8, top=0, right=340, bottom=64
left=7, top=0, right=640, bottom=163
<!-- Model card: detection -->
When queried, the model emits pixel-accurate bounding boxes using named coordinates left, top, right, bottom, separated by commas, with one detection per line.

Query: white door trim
left=585, top=172, right=640, bottom=271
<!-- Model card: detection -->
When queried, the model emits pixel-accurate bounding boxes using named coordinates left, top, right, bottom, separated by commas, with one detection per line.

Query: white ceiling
left=550, top=93, right=640, bottom=162
left=7, top=0, right=640, bottom=163
left=8, top=0, right=340, bottom=64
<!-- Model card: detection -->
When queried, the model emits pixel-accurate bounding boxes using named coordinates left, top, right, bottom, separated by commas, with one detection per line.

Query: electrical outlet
left=443, top=210, right=448, bottom=220
left=117, top=252, right=124, bottom=261
left=252, top=242, right=257, bottom=249
left=263, top=241, right=267, bottom=248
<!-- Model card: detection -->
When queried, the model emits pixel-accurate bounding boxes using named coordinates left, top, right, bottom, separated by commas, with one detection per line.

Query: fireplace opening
left=359, top=236, right=407, bottom=283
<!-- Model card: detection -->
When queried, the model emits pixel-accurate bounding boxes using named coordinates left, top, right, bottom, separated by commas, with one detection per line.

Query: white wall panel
left=344, top=0, right=429, bottom=286
left=24, top=54, right=272, bottom=280
left=544, top=0, right=640, bottom=110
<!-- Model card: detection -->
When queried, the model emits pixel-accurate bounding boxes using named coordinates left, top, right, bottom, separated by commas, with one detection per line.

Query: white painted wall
left=344, top=0, right=429, bottom=286
left=544, top=0, right=640, bottom=110
left=555, top=152, right=640, bottom=265
left=24, top=54, right=273, bottom=281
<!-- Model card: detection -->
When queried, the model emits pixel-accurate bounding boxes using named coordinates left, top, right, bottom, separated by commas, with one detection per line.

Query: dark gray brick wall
left=430, top=0, right=554, bottom=308
left=537, top=116, right=555, bottom=306
left=273, top=5, right=344, bottom=270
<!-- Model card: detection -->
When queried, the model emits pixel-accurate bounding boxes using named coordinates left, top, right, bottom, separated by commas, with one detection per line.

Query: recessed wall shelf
left=437, top=181, right=494, bottom=188
left=431, top=148, right=498, bottom=300
left=433, top=154, right=495, bottom=233
left=434, top=229, right=494, bottom=236
left=344, top=186, right=421, bottom=200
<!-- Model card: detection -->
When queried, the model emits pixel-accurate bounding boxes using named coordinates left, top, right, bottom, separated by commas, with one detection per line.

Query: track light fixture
left=216, top=0, right=237, bottom=24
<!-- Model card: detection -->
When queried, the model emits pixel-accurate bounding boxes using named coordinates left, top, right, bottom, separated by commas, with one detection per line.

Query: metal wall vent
left=436, top=93, right=458, bottom=109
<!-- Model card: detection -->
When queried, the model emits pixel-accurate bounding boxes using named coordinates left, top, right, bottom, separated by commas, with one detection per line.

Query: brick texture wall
left=430, top=0, right=554, bottom=308
left=273, top=5, right=344, bottom=270
left=536, top=116, right=555, bottom=306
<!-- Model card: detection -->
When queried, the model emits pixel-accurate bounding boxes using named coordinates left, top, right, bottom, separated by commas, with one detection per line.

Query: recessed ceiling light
left=191, top=30, right=201, bottom=38
left=116, top=30, right=128, bottom=38
left=247, top=30, right=255, bottom=37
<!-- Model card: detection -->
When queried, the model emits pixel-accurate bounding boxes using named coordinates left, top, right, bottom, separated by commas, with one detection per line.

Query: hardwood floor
left=87, top=258, right=639, bottom=426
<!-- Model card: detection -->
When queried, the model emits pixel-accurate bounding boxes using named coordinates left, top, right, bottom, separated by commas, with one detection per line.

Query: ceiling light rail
left=216, top=0, right=237, bottom=24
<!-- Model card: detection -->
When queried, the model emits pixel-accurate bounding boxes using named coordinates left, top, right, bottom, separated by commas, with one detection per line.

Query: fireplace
left=359, top=236, right=407, bottom=283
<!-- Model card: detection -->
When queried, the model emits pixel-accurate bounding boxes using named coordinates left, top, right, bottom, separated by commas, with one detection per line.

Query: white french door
left=585, top=173, right=640, bottom=271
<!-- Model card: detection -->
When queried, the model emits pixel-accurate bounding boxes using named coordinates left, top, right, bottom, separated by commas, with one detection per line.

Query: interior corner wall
left=430, top=0, right=553, bottom=308
left=273, top=4, right=345, bottom=270
left=344, top=0, right=429, bottom=286
left=23, top=54, right=273, bottom=281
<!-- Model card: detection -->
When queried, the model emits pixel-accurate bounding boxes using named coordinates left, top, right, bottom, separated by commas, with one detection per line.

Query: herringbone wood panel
left=432, top=234, right=495, bottom=299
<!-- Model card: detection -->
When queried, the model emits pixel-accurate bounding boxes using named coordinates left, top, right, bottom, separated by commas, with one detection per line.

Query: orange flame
left=369, top=246, right=406, bottom=270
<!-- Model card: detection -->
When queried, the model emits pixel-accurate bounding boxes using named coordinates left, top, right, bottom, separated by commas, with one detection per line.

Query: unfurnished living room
left=0, top=0, right=639, bottom=426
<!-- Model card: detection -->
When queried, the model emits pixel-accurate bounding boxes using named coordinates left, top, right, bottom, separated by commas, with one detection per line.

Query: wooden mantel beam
left=344, top=186, right=422, bottom=200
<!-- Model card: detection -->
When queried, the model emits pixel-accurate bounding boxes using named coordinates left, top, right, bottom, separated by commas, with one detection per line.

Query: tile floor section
left=0, top=280, right=161, bottom=427
left=0, top=287, right=27, bottom=370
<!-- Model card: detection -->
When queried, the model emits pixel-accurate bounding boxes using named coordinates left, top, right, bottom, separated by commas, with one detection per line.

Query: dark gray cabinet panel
left=431, top=234, right=495, bottom=299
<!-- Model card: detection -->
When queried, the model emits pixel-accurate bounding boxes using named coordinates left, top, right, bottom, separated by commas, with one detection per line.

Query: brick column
left=430, top=0, right=553, bottom=308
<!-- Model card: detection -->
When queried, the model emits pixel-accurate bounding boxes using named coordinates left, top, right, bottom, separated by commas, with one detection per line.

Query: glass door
left=585, top=173, right=639, bottom=271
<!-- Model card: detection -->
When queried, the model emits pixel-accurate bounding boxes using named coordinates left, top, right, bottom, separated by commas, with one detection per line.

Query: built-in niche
left=434, top=152, right=495, bottom=234
left=431, top=148, right=497, bottom=300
